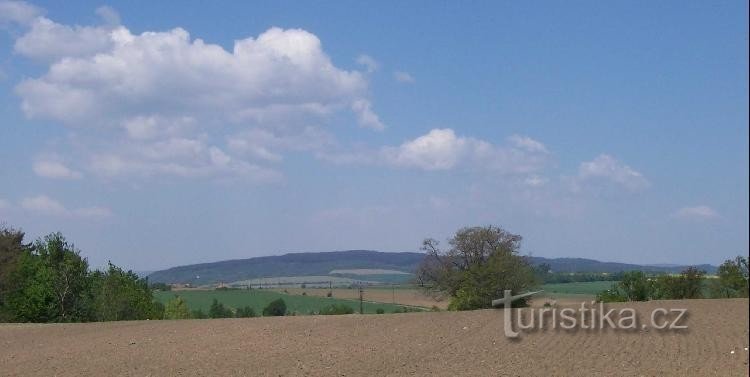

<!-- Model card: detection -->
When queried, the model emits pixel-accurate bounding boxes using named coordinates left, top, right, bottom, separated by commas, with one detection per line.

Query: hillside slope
left=147, top=250, right=717, bottom=284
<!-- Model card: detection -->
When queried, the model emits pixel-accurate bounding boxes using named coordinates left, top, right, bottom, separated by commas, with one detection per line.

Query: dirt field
left=1, top=299, right=747, bottom=376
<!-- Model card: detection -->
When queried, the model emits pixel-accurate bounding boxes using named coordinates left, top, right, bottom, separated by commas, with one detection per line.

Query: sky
left=0, top=0, right=747, bottom=271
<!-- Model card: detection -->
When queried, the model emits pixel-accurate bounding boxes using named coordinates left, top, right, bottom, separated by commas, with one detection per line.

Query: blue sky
left=0, top=0, right=747, bottom=270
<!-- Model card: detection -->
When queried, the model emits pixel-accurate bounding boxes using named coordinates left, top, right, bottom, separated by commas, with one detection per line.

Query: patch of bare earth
left=1, top=299, right=747, bottom=376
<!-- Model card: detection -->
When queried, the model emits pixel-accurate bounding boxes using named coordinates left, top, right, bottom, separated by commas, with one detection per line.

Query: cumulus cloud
left=33, top=160, right=82, bottom=179
left=393, top=71, right=415, bottom=83
left=672, top=205, right=720, bottom=221
left=576, top=154, right=649, bottom=191
left=8, top=6, right=383, bottom=181
left=324, top=128, right=549, bottom=174
left=20, top=195, right=112, bottom=218
left=356, top=54, right=379, bottom=73
left=0, top=0, right=43, bottom=27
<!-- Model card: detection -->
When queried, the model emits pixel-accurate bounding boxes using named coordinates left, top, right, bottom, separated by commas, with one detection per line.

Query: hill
left=147, top=250, right=424, bottom=284
left=147, top=250, right=717, bottom=284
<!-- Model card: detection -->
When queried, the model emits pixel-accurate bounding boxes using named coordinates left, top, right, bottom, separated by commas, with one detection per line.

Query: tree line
left=597, top=258, right=749, bottom=302
left=0, top=226, right=161, bottom=322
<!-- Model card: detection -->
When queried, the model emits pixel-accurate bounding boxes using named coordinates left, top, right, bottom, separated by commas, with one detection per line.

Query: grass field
left=154, top=289, right=413, bottom=315
left=541, top=281, right=617, bottom=295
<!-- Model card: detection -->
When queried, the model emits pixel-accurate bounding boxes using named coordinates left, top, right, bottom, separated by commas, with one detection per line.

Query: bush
left=262, top=298, right=287, bottom=316
left=164, top=296, right=191, bottom=319
left=319, top=304, right=354, bottom=315
left=375, top=308, right=385, bottom=314
left=208, top=299, right=233, bottom=318
left=191, top=309, right=207, bottom=319
left=236, top=306, right=256, bottom=318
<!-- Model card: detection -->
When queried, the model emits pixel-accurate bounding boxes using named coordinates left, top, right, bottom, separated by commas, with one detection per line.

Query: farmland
left=154, top=289, right=413, bottom=315
left=2, top=299, right=747, bottom=376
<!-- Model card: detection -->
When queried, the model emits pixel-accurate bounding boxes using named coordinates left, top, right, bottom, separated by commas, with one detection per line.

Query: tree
left=262, top=298, right=287, bottom=316
left=6, top=233, right=91, bottom=322
left=617, top=271, right=653, bottom=301
left=710, top=256, right=749, bottom=298
left=0, top=225, right=28, bottom=321
left=416, top=226, right=538, bottom=310
left=89, top=262, right=160, bottom=321
left=654, top=267, right=705, bottom=300
left=208, top=298, right=233, bottom=318
left=164, top=296, right=191, bottom=319
left=235, top=306, right=256, bottom=318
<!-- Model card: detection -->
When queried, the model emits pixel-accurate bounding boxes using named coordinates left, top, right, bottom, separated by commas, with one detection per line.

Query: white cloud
left=393, top=71, right=415, bottom=83
left=21, top=195, right=67, bottom=214
left=509, top=135, right=548, bottom=153
left=576, top=154, right=649, bottom=191
left=95, top=6, right=120, bottom=26
left=672, top=205, right=720, bottom=221
left=20, top=195, right=112, bottom=218
left=0, top=198, right=9, bottom=209
left=324, top=128, right=549, bottom=174
left=0, top=0, right=43, bottom=27
left=356, top=54, right=379, bottom=73
left=9, top=8, right=384, bottom=181
left=33, top=160, right=82, bottom=179
left=351, top=99, right=385, bottom=131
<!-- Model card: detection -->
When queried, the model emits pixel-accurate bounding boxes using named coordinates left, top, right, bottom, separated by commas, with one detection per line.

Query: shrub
left=208, top=299, right=233, bottom=318
left=326, top=291, right=332, bottom=297
left=375, top=308, right=385, bottom=314
left=236, top=306, right=256, bottom=318
left=319, top=304, right=354, bottom=315
left=262, top=298, right=287, bottom=316
left=164, top=296, right=191, bottom=319
left=191, top=309, right=207, bottom=319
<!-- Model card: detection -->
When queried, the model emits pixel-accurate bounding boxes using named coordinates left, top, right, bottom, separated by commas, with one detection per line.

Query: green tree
left=0, top=225, right=28, bottom=321
left=164, top=296, right=191, bottom=319
left=208, top=298, right=233, bottom=318
left=262, top=298, right=287, bottom=316
left=235, top=306, right=256, bottom=318
left=89, top=262, right=160, bottom=321
left=710, top=256, right=749, bottom=298
left=654, top=267, right=705, bottom=300
left=416, top=226, right=538, bottom=310
left=617, top=271, right=653, bottom=301
left=7, top=233, right=91, bottom=322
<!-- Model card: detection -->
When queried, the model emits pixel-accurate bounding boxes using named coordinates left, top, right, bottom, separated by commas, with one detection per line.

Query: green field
left=541, top=281, right=618, bottom=295
left=154, top=289, right=414, bottom=315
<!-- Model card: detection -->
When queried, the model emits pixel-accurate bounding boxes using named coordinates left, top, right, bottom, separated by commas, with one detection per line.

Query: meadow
left=154, top=289, right=412, bottom=315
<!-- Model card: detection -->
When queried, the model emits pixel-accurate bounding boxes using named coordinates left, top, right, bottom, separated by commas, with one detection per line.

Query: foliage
left=319, top=303, right=354, bottom=315
left=709, top=256, right=749, bottom=298
left=0, top=225, right=28, bottom=321
left=262, top=298, right=287, bottom=316
left=190, top=308, right=207, bottom=319
left=375, top=308, right=385, bottom=314
left=6, top=233, right=91, bottom=322
left=235, top=306, right=256, bottom=318
left=164, top=296, right=191, bottom=319
left=208, top=298, right=234, bottom=318
left=595, top=284, right=628, bottom=303
left=417, top=226, right=538, bottom=310
left=90, top=262, right=160, bottom=321
left=653, top=267, right=705, bottom=300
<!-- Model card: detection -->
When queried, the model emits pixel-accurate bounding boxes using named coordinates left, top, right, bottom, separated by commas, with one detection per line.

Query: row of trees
left=416, top=225, right=749, bottom=310
left=597, top=257, right=749, bottom=302
left=0, top=226, right=161, bottom=322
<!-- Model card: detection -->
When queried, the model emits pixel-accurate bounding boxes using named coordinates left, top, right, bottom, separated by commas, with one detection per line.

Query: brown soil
left=1, top=299, right=748, bottom=376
